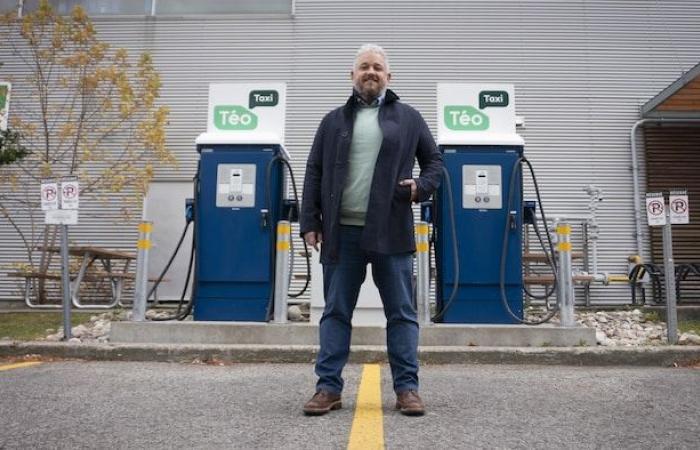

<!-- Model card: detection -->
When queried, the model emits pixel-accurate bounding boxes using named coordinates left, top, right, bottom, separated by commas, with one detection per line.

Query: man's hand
left=399, top=179, right=418, bottom=202
left=304, top=231, right=323, bottom=252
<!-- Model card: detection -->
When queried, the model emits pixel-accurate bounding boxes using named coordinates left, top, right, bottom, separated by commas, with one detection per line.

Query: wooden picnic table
left=35, top=245, right=136, bottom=309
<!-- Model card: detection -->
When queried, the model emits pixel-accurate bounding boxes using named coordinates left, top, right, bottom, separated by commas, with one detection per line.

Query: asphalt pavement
left=0, top=361, right=698, bottom=449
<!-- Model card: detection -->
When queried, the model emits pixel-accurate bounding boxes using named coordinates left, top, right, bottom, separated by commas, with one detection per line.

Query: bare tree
left=0, top=1, right=175, bottom=302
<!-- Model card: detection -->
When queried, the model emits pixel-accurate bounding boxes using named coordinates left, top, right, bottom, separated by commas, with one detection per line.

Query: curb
left=1, top=342, right=699, bottom=366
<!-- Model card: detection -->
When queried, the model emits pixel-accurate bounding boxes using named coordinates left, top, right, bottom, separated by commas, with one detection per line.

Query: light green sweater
left=340, top=106, right=383, bottom=226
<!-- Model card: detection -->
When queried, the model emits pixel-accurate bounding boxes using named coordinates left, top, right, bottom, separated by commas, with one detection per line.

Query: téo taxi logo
left=444, top=105, right=489, bottom=131
left=214, top=105, right=258, bottom=130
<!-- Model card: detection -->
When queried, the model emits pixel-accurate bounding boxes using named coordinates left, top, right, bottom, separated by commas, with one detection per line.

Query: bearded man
left=300, top=44, right=443, bottom=416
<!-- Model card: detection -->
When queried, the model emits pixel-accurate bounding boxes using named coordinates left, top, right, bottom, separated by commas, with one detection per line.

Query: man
left=300, top=44, right=443, bottom=416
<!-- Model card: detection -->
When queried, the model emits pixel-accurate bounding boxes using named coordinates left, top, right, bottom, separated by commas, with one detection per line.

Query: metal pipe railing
left=273, top=220, right=291, bottom=324
left=131, top=221, right=152, bottom=321
left=556, top=222, right=575, bottom=327
left=415, top=221, right=431, bottom=326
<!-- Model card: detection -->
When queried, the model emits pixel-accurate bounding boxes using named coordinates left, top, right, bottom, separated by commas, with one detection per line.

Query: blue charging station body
left=435, top=145, right=524, bottom=323
left=193, top=143, right=283, bottom=321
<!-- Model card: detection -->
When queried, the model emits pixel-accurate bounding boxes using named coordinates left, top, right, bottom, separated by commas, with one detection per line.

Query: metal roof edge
left=641, top=61, right=700, bottom=117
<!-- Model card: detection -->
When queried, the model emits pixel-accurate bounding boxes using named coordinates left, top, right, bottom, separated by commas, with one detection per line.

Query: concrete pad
left=110, top=321, right=595, bottom=347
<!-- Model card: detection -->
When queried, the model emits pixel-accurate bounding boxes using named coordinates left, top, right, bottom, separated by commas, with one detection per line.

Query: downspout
left=630, top=118, right=700, bottom=258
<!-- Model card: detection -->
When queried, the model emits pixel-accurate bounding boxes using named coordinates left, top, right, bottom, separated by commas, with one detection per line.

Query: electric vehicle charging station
left=193, top=83, right=289, bottom=321
left=117, top=80, right=596, bottom=346
left=434, top=84, right=525, bottom=324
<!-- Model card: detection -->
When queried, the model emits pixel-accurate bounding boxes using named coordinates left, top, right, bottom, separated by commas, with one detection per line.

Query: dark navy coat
left=300, top=89, right=443, bottom=264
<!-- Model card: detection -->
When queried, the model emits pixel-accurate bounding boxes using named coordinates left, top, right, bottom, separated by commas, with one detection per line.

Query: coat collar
left=344, top=88, right=399, bottom=109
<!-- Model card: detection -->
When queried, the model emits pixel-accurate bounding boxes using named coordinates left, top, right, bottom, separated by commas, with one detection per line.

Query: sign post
left=645, top=190, right=691, bottom=344
left=42, top=178, right=79, bottom=340
left=60, top=221, right=71, bottom=340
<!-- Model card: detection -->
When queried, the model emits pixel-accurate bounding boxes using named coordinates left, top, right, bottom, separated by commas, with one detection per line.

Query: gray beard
left=354, top=83, right=385, bottom=103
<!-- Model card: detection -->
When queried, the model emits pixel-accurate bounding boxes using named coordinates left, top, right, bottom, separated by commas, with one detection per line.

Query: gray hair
left=353, top=44, right=390, bottom=72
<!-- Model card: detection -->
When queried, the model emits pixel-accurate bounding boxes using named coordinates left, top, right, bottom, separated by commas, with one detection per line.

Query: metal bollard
left=415, top=221, right=431, bottom=326
left=132, top=221, right=152, bottom=322
left=273, top=221, right=291, bottom=324
left=556, top=222, right=575, bottom=327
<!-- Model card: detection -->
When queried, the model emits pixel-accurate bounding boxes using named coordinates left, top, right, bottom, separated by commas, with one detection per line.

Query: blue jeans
left=316, top=225, right=419, bottom=394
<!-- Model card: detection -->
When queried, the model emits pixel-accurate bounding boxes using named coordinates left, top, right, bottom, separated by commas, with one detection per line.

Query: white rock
left=68, top=337, right=81, bottom=343
left=71, top=324, right=89, bottom=338
left=288, top=305, right=303, bottom=321
left=597, top=316, right=608, bottom=323
left=678, top=333, right=700, bottom=345
left=595, top=330, right=608, bottom=345
left=625, top=329, right=638, bottom=339
left=45, top=333, right=62, bottom=342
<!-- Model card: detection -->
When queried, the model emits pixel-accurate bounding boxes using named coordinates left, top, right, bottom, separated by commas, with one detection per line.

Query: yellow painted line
left=0, top=361, right=42, bottom=372
left=277, top=223, right=291, bottom=234
left=348, top=364, right=384, bottom=450
left=415, top=223, right=429, bottom=235
left=276, top=241, right=291, bottom=251
left=416, top=242, right=429, bottom=253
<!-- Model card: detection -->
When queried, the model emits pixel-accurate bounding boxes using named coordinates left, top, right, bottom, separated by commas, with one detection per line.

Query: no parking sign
left=41, top=180, right=59, bottom=211
left=42, top=177, right=79, bottom=224
left=669, top=190, right=689, bottom=224
left=645, top=192, right=666, bottom=226
left=60, top=178, right=79, bottom=210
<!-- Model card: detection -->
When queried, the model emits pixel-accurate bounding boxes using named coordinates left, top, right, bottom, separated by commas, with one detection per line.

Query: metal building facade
left=2, top=0, right=700, bottom=304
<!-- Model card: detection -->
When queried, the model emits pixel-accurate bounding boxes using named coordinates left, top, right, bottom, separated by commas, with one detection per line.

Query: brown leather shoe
left=395, top=390, right=425, bottom=416
left=303, top=390, right=342, bottom=416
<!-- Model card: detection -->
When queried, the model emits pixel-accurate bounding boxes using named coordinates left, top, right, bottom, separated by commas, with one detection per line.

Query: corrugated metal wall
left=2, top=0, right=700, bottom=305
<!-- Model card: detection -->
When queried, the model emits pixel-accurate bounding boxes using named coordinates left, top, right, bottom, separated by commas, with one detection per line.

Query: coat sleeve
left=413, top=113, right=443, bottom=203
left=299, top=115, right=327, bottom=237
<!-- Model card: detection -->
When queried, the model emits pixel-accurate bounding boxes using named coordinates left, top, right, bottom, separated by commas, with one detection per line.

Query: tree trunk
left=36, top=225, right=57, bottom=304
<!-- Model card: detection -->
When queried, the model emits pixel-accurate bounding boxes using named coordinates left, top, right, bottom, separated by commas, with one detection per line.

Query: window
left=23, top=0, right=153, bottom=16
left=20, top=0, right=294, bottom=17
left=154, top=0, right=292, bottom=15
left=0, top=0, right=19, bottom=13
